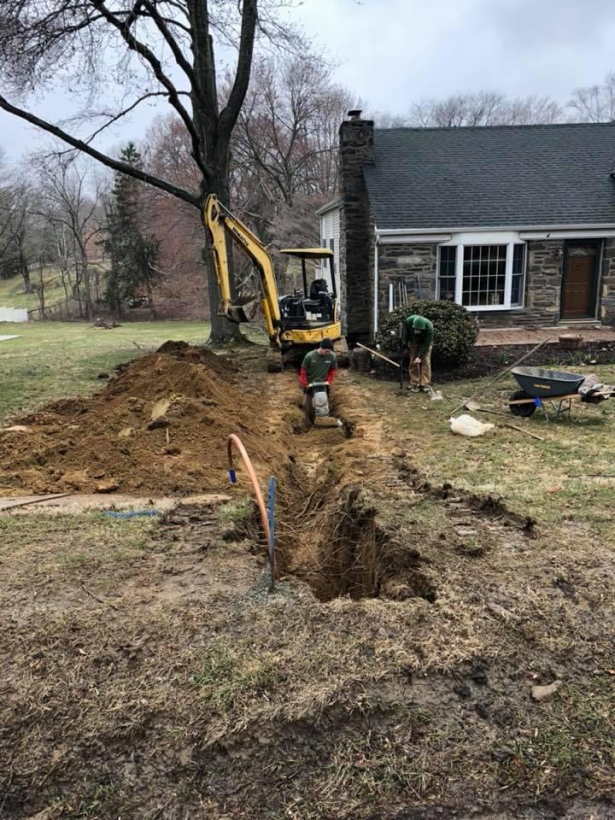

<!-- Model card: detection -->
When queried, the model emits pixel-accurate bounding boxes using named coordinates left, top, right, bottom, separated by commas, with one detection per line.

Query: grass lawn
left=0, top=268, right=69, bottom=311
left=362, top=362, right=615, bottom=538
left=0, top=320, right=213, bottom=422
left=1, top=346, right=615, bottom=816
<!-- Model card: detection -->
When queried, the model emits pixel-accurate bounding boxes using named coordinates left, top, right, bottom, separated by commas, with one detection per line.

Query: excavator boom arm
left=203, top=195, right=281, bottom=336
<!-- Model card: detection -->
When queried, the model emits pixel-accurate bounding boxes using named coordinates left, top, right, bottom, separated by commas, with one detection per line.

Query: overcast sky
left=2, top=0, right=615, bottom=163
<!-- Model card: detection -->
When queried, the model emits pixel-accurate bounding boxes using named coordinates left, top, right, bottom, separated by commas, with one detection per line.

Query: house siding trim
left=376, top=223, right=615, bottom=237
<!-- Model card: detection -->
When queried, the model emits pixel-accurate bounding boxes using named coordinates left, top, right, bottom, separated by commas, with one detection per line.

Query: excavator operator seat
left=309, top=278, right=328, bottom=299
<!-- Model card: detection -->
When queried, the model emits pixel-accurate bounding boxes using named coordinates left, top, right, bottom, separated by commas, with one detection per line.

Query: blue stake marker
left=268, top=476, right=276, bottom=592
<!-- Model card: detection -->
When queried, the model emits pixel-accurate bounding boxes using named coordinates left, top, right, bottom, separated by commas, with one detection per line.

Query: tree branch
left=90, top=0, right=212, bottom=183
left=219, top=0, right=258, bottom=139
left=0, top=92, right=200, bottom=208
left=82, top=92, right=180, bottom=144
left=140, top=0, right=201, bottom=95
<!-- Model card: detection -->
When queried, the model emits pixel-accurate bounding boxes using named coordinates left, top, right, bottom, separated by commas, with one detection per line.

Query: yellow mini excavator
left=204, top=194, right=348, bottom=371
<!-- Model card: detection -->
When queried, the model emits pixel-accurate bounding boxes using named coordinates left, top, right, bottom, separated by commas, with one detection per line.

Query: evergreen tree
left=104, top=143, right=160, bottom=317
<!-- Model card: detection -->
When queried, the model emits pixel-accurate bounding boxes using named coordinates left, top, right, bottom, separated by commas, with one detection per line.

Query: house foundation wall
left=375, top=239, right=615, bottom=330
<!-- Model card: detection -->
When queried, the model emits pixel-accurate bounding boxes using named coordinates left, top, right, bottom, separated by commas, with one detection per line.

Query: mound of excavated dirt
left=0, top=343, right=283, bottom=496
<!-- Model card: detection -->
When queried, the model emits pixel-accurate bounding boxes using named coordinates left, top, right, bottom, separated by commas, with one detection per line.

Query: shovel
left=464, top=399, right=509, bottom=417
left=356, top=342, right=444, bottom=400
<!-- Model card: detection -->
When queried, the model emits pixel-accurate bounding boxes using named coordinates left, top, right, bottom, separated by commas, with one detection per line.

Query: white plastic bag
left=450, top=414, right=494, bottom=437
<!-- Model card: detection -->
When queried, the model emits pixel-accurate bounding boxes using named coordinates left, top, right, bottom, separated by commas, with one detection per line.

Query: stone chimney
left=339, top=112, right=374, bottom=343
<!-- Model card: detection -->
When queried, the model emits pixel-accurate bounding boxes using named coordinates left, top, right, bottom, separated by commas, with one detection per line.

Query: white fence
left=0, top=307, right=28, bottom=322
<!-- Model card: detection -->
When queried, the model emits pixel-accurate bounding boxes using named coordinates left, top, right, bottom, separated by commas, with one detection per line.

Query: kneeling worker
left=299, top=338, right=337, bottom=424
left=402, top=314, right=434, bottom=391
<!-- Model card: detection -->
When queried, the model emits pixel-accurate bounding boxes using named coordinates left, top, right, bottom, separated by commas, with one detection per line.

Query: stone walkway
left=476, top=326, right=615, bottom=347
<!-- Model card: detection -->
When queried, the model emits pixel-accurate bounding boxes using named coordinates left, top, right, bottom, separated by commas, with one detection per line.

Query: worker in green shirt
left=299, top=338, right=337, bottom=424
left=402, top=315, right=434, bottom=391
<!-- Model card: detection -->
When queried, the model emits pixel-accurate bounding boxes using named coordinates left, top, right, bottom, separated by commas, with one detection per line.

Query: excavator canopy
left=279, top=248, right=334, bottom=259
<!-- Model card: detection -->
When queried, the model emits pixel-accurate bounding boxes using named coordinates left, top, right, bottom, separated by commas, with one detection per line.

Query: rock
left=96, top=479, right=120, bottom=493
left=531, top=680, right=561, bottom=702
left=118, top=427, right=136, bottom=438
left=61, top=470, right=89, bottom=489
left=150, top=398, right=172, bottom=421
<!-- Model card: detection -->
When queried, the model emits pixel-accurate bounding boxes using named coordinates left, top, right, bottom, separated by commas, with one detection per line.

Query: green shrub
left=376, top=300, right=479, bottom=366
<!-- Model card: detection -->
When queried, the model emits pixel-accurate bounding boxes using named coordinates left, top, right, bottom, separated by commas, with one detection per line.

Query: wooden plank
left=0, top=493, right=71, bottom=511
left=508, top=393, right=580, bottom=405
left=509, top=390, right=615, bottom=405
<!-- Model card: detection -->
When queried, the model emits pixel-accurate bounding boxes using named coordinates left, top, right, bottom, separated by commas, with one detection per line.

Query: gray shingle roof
left=364, top=123, right=615, bottom=231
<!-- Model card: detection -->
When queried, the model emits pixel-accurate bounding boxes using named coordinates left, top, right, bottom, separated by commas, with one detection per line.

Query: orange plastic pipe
left=227, top=434, right=277, bottom=577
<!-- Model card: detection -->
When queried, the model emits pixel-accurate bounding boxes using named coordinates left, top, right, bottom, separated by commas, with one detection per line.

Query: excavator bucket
left=220, top=295, right=260, bottom=324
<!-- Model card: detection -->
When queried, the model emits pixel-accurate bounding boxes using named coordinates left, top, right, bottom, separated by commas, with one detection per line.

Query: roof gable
left=364, top=123, right=615, bottom=231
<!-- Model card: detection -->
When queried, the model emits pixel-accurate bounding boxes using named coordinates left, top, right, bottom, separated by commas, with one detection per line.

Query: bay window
left=437, top=239, right=526, bottom=310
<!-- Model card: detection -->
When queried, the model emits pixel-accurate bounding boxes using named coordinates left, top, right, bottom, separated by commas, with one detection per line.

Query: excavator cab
left=278, top=249, right=338, bottom=329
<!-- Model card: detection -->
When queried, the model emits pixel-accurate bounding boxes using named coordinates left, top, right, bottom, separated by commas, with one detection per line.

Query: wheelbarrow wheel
left=509, top=389, right=536, bottom=417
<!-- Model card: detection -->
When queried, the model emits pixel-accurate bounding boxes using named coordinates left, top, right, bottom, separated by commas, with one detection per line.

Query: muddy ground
left=1, top=345, right=614, bottom=819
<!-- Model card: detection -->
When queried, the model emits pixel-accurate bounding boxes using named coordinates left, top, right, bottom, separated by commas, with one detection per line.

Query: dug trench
left=2, top=345, right=615, bottom=819
left=260, top=371, right=537, bottom=605
left=269, top=383, right=439, bottom=603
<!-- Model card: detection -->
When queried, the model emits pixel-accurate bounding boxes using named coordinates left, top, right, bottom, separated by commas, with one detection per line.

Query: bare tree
left=0, top=181, right=35, bottom=292
left=232, top=55, right=356, bottom=209
left=33, top=153, right=106, bottom=317
left=569, top=72, right=615, bottom=123
left=0, top=0, right=298, bottom=342
left=408, top=90, right=563, bottom=127
left=32, top=254, right=48, bottom=318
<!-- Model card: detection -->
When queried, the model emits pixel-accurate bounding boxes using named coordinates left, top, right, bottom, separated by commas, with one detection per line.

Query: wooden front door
left=561, top=242, right=599, bottom=319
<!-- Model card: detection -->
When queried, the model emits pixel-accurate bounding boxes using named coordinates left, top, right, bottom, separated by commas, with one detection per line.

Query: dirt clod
left=96, top=479, right=120, bottom=493
left=532, top=680, right=561, bottom=702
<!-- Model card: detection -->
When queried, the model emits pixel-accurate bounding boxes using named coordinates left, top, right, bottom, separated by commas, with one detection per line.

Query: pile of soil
left=0, top=342, right=284, bottom=496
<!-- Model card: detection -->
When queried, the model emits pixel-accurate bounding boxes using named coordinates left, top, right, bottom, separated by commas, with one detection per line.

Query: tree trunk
left=18, top=249, right=32, bottom=294
left=146, top=279, right=157, bottom=319
left=80, top=252, right=93, bottom=319
left=202, top=173, right=243, bottom=345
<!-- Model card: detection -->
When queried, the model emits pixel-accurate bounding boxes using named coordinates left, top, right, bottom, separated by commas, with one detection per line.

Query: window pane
left=511, top=244, right=526, bottom=306
left=438, top=246, right=457, bottom=300
left=513, top=243, right=524, bottom=274
left=462, top=245, right=506, bottom=307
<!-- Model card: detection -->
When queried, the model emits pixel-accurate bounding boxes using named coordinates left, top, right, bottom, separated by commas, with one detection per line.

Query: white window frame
left=437, top=232, right=526, bottom=311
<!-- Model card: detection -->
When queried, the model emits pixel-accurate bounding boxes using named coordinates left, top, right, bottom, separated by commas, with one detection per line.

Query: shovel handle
left=356, top=342, right=400, bottom=368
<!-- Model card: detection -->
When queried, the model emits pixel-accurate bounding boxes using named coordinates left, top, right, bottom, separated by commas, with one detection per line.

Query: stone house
left=321, top=114, right=615, bottom=343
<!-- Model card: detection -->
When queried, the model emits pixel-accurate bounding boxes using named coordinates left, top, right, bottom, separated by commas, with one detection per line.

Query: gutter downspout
left=373, top=234, right=380, bottom=338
